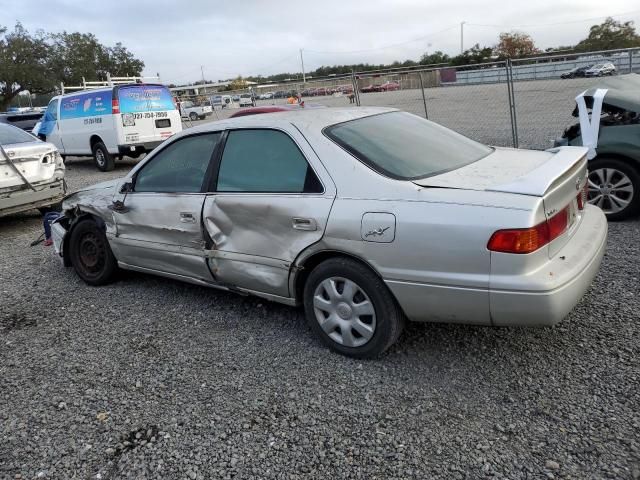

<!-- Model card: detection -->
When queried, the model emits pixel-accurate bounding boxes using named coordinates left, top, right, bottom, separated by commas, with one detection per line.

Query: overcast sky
left=4, top=0, right=640, bottom=85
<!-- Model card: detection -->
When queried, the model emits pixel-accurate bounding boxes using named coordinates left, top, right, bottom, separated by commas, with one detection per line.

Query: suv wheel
left=303, top=257, right=404, bottom=358
left=92, top=141, right=115, bottom=172
left=588, top=157, right=640, bottom=220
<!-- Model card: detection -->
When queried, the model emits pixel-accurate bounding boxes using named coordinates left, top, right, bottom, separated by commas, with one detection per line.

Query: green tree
left=0, top=23, right=55, bottom=111
left=419, top=50, right=450, bottom=65
left=574, top=17, right=640, bottom=51
left=494, top=31, right=540, bottom=58
left=450, top=44, right=494, bottom=66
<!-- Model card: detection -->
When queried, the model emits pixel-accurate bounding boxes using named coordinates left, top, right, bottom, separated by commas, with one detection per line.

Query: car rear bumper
left=0, top=179, right=66, bottom=217
left=490, top=205, right=607, bottom=326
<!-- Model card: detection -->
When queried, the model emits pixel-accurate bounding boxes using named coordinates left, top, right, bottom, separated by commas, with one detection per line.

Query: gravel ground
left=1, top=154, right=639, bottom=479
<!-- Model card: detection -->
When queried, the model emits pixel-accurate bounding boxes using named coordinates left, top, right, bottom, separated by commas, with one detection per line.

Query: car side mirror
left=120, top=180, right=134, bottom=194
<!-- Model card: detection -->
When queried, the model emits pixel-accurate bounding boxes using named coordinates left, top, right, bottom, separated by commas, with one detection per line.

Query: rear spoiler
left=486, top=147, right=588, bottom=197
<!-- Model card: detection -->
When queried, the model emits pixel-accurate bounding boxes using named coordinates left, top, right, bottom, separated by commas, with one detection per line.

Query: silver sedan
left=51, top=108, right=607, bottom=358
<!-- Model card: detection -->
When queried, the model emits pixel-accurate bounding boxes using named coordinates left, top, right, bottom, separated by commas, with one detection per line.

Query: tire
left=303, top=257, right=404, bottom=358
left=92, top=141, right=114, bottom=172
left=68, top=219, right=118, bottom=286
left=189, top=112, right=198, bottom=121
left=588, top=157, right=640, bottom=221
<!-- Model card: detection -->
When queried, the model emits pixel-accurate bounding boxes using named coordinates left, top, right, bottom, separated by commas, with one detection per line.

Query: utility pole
left=201, top=65, right=205, bottom=84
left=460, top=21, right=466, bottom=54
left=300, top=49, right=306, bottom=85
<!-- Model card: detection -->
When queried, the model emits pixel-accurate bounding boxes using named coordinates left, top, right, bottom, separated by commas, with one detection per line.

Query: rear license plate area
left=155, top=119, right=171, bottom=128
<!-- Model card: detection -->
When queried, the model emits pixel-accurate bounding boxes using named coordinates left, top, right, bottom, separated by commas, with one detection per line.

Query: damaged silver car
left=52, top=108, right=606, bottom=358
left=0, top=123, right=66, bottom=217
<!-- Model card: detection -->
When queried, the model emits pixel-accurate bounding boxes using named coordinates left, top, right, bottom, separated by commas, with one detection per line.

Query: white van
left=34, top=83, right=182, bottom=171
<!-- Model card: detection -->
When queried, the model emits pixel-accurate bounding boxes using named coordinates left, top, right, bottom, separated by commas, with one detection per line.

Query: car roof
left=190, top=106, right=397, bottom=133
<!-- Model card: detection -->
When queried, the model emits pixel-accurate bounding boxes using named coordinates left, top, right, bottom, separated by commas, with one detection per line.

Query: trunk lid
left=414, top=146, right=589, bottom=257
left=0, top=142, right=61, bottom=191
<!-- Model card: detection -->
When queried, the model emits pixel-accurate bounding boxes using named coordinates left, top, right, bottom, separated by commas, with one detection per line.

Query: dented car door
left=203, top=127, right=336, bottom=298
left=110, top=132, right=221, bottom=280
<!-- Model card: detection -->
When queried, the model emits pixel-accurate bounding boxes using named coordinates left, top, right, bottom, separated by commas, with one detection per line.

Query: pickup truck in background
left=179, top=101, right=213, bottom=121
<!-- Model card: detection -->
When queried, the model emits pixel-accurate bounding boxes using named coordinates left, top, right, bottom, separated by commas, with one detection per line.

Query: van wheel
left=588, top=157, right=640, bottom=221
left=92, top=142, right=115, bottom=172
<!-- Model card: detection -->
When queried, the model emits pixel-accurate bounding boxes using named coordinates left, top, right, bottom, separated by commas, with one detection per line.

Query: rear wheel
left=69, top=219, right=118, bottom=285
left=588, top=157, right=640, bottom=220
left=303, top=257, right=404, bottom=358
left=92, top=141, right=115, bottom=172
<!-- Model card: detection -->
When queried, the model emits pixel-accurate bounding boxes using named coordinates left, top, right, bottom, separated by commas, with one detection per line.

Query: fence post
left=629, top=50, right=634, bottom=74
left=351, top=70, right=360, bottom=106
left=506, top=59, right=519, bottom=148
left=418, top=72, right=428, bottom=119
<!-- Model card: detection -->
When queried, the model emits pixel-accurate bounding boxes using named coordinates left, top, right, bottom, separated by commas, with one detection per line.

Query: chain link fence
left=174, top=47, right=640, bottom=151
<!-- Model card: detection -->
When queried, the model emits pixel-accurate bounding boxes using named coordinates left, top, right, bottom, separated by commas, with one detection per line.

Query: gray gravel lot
left=1, top=152, right=640, bottom=478
left=194, top=76, right=615, bottom=150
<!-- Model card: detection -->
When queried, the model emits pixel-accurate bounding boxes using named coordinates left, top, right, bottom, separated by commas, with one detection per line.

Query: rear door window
left=119, top=85, right=176, bottom=113
left=216, top=129, right=322, bottom=193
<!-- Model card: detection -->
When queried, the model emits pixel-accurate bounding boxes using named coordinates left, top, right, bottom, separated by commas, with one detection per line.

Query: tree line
left=0, top=23, right=144, bottom=111
left=195, top=17, right=640, bottom=87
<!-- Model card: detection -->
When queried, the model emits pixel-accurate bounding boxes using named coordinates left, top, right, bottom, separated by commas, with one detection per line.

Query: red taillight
left=577, top=183, right=588, bottom=210
left=112, top=98, right=120, bottom=114
left=488, top=206, right=570, bottom=254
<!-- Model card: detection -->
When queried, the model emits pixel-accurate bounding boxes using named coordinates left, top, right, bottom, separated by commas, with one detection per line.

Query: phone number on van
left=130, top=112, right=169, bottom=119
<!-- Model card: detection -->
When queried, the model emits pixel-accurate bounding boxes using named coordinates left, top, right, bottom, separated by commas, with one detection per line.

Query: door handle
left=180, top=212, right=196, bottom=223
left=292, top=217, right=316, bottom=231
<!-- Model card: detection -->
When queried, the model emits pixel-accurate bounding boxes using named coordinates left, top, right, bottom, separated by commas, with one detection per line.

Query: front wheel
left=69, top=219, right=118, bottom=285
left=303, top=258, right=404, bottom=358
left=189, top=112, right=198, bottom=121
left=588, top=157, right=640, bottom=220
left=92, top=141, right=114, bottom=172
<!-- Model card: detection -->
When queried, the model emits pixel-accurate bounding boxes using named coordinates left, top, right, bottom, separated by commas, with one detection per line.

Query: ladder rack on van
left=60, top=73, right=162, bottom=94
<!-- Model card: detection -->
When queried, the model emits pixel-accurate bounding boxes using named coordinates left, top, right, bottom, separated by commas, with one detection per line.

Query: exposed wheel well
left=593, top=153, right=640, bottom=170
left=293, top=250, right=385, bottom=304
left=62, top=212, right=106, bottom=267
left=89, top=135, right=104, bottom=150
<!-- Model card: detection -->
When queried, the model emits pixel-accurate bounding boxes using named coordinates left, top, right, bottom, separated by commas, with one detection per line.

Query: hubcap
left=588, top=168, right=634, bottom=215
left=313, top=277, right=376, bottom=348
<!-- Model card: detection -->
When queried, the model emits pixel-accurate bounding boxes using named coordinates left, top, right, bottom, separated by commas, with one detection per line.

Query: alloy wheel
left=588, top=168, right=634, bottom=215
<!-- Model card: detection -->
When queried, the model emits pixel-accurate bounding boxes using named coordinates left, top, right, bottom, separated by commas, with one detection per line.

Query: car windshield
left=324, top=111, right=493, bottom=180
left=593, top=64, right=604, bottom=68
left=0, top=123, right=36, bottom=145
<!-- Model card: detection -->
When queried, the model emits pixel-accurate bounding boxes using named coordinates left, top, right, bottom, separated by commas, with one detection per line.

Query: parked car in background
left=555, top=78, right=640, bottom=220
left=584, top=63, right=616, bottom=77
left=379, top=81, right=400, bottom=91
left=334, top=85, right=354, bottom=94
left=0, top=123, right=66, bottom=217
left=211, top=95, right=232, bottom=109
left=239, top=93, right=256, bottom=107
left=360, top=84, right=382, bottom=93
left=33, top=83, right=182, bottom=171
left=50, top=107, right=605, bottom=358
left=229, top=103, right=326, bottom=118
left=259, top=92, right=274, bottom=100
left=180, top=100, right=213, bottom=121
left=0, top=111, right=43, bottom=133
left=273, top=91, right=287, bottom=99
left=560, top=65, right=593, bottom=79
left=231, top=95, right=240, bottom=102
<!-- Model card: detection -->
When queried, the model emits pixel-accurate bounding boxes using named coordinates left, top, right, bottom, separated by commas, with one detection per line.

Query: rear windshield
left=118, top=85, right=176, bottom=113
left=324, top=111, right=493, bottom=180
left=0, top=123, right=36, bottom=145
